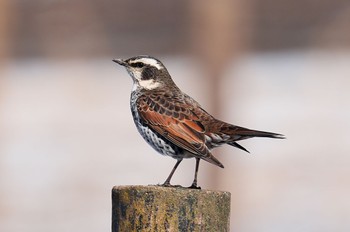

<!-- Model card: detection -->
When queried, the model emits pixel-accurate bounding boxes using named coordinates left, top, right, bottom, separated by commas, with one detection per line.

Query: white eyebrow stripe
left=130, top=58, right=163, bottom=70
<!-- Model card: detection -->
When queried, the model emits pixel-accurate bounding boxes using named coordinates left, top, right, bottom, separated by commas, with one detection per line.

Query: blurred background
left=1, top=0, right=350, bottom=231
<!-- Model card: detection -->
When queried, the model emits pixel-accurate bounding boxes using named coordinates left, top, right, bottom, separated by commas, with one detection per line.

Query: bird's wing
left=136, top=94, right=223, bottom=167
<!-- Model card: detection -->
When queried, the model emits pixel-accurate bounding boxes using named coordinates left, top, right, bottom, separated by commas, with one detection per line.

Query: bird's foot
left=188, top=184, right=201, bottom=189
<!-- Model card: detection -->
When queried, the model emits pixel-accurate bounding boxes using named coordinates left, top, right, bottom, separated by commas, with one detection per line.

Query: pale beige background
left=1, top=1, right=350, bottom=231
left=1, top=52, right=349, bottom=231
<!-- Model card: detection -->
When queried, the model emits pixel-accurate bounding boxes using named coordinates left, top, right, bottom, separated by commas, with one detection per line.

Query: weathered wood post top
left=112, top=185, right=231, bottom=232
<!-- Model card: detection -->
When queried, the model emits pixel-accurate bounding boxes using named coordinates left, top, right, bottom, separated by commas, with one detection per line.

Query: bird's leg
left=189, top=158, right=201, bottom=189
left=161, top=159, right=182, bottom=187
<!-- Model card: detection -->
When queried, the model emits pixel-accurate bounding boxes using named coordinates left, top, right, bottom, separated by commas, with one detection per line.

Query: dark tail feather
left=232, top=126, right=285, bottom=140
left=227, top=141, right=250, bottom=153
left=241, top=130, right=285, bottom=139
left=220, top=124, right=284, bottom=153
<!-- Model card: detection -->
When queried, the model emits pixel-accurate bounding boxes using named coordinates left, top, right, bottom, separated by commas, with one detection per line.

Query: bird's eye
left=131, top=62, right=144, bottom=68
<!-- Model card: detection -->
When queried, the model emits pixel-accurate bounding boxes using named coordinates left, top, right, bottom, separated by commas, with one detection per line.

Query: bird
left=113, top=55, right=284, bottom=189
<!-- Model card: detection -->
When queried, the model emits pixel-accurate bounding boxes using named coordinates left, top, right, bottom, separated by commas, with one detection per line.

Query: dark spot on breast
left=154, top=95, right=161, bottom=102
left=163, top=100, right=169, bottom=107
left=159, top=107, right=165, bottom=114
left=159, top=98, right=165, bottom=105
left=165, top=110, right=172, bottom=116
left=149, top=100, right=155, bottom=108
left=153, top=103, right=160, bottom=111
left=146, top=97, right=152, bottom=105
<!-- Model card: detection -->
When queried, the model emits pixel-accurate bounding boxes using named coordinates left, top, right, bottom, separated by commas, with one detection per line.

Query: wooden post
left=112, top=186, right=231, bottom=232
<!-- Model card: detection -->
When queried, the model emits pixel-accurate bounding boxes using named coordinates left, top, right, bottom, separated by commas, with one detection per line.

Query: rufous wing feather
left=137, top=95, right=224, bottom=168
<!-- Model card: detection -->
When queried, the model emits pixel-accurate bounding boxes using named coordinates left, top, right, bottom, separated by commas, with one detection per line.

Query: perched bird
left=113, top=55, right=284, bottom=189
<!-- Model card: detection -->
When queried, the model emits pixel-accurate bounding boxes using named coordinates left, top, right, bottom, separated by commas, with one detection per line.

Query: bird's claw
left=188, top=184, right=201, bottom=189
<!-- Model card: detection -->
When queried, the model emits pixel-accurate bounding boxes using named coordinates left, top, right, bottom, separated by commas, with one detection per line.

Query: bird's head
left=113, top=55, right=176, bottom=91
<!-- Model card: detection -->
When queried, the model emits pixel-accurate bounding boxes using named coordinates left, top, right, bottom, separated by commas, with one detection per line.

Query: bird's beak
left=112, top=59, right=127, bottom=67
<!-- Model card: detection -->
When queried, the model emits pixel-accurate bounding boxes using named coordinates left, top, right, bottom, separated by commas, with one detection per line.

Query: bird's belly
left=137, top=123, right=178, bottom=157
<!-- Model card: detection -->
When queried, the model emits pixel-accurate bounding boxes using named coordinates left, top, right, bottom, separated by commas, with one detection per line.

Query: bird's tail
left=229, top=127, right=285, bottom=139
left=214, top=122, right=285, bottom=153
